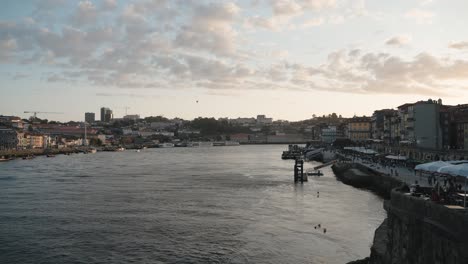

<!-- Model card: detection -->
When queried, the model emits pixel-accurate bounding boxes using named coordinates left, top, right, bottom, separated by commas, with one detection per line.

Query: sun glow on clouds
left=1, top=0, right=468, bottom=120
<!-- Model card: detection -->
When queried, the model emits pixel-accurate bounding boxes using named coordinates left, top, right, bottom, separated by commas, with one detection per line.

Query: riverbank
left=332, top=162, right=403, bottom=199
left=333, top=162, right=468, bottom=264
left=0, top=147, right=92, bottom=158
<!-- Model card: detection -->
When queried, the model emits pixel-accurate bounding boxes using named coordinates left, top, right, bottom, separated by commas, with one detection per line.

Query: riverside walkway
left=334, top=151, right=434, bottom=189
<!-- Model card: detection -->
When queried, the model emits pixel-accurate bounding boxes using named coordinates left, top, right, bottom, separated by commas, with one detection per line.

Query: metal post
left=464, top=176, right=466, bottom=208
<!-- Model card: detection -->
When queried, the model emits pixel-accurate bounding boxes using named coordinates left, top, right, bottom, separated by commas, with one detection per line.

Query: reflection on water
left=0, top=145, right=385, bottom=264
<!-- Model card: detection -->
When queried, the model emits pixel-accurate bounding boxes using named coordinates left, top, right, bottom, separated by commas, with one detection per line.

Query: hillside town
left=1, top=99, right=468, bottom=159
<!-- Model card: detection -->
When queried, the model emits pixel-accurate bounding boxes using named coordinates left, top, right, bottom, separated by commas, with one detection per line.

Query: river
left=0, top=145, right=385, bottom=264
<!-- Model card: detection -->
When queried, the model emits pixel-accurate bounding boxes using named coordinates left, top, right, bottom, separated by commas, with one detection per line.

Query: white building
left=256, top=115, right=273, bottom=125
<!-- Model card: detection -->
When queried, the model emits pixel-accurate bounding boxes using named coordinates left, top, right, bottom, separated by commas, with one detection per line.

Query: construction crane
left=115, top=106, right=131, bottom=116
left=123, top=106, right=130, bottom=116
left=24, top=111, right=63, bottom=120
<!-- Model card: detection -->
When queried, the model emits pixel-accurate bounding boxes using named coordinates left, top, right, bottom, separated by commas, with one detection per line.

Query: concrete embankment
left=334, top=162, right=468, bottom=264
left=331, top=162, right=402, bottom=199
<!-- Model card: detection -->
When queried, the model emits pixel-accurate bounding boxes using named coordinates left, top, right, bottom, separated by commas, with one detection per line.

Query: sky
left=1, top=0, right=468, bottom=122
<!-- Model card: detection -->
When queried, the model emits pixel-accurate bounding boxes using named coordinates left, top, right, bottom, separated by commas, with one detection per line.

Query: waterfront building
left=321, top=126, right=337, bottom=144
left=0, top=128, right=19, bottom=150
left=347, top=116, right=372, bottom=142
left=230, top=133, right=249, bottom=143
left=372, top=109, right=395, bottom=141
left=398, top=99, right=443, bottom=149
left=267, top=134, right=305, bottom=143
left=85, top=112, right=95, bottom=123
left=100, top=107, right=113, bottom=122
left=24, top=133, right=45, bottom=149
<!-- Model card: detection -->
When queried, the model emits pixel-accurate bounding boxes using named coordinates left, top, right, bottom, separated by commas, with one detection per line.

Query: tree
left=144, top=116, right=169, bottom=123
left=89, top=138, right=103, bottom=146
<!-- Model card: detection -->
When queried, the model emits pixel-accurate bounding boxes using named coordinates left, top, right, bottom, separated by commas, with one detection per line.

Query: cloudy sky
left=2, top=0, right=468, bottom=121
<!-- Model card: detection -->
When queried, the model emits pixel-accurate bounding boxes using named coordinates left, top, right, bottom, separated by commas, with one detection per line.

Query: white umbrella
left=438, top=164, right=468, bottom=208
left=415, top=161, right=452, bottom=173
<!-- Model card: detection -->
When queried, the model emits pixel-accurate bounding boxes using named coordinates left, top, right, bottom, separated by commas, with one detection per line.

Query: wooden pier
left=294, top=159, right=307, bottom=182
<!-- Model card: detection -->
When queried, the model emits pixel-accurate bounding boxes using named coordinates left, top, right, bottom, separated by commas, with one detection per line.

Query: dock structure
left=294, top=159, right=307, bottom=182
left=313, top=160, right=338, bottom=170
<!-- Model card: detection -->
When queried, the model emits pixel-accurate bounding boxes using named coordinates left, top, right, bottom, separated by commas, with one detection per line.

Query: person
left=317, top=191, right=320, bottom=198
left=323, top=228, right=327, bottom=234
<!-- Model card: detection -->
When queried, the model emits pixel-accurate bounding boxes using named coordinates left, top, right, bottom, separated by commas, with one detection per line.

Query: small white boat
left=89, top=149, right=97, bottom=154
left=225, top=141, right=240, bottom=146
left=135, top=149, right=141, bottom=152
left=192, top=142, right=213, bottom=147
left=158, top=143, right=175, bottom=148
left=115, top=147, right=125, bottom=152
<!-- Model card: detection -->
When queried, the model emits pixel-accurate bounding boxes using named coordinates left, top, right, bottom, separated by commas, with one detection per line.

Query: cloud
left=174, top=2, right=240, bottom=56
left=449, top=41, right=468, bottom=50
left=71, top=1, right=98, bottom=26
left=404, top=9, right=435, bottom=24
left=301, top=17, right=324, bottom=28
left=385, top=35, right=412, bottom=47
left=300, top=0, right=336, bottom=10
left=2, top=0, right=468, bottom=99
left=271, top=0, right=303, bottom=17
left=101, top=0, right=118, bottom=11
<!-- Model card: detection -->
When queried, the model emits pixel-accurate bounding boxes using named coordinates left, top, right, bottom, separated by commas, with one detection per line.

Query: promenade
left=334, top=151, right=467, bottom=191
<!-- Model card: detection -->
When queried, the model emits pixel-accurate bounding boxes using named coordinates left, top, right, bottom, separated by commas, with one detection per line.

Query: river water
left=0, top=145, right=385, bottom=264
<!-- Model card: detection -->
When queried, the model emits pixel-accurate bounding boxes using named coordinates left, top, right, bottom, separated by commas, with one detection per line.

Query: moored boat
left=158, top=143, right=175, bottom=148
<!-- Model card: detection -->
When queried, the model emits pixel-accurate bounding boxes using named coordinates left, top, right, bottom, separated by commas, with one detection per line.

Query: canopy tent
left=447, top=160, right=468, bottom=165
left=437, top=163, right=468, bottom=208
left=437, top=164, right=468, bottom=177
left=415, top=161, right=452, bottom=173
left=385, top=155, right=407, bottom=161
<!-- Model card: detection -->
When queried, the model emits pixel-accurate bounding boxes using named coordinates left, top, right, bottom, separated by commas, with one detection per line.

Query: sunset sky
left=2, top=0, right=468, bottom=121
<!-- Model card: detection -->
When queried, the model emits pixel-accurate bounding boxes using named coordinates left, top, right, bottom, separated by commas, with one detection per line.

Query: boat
left=158, top=143, right=175, bottom=148
left=225, top=141, right=240, bottom=146
left=89, top=149, right=97, bottom=154
left=306, top=169, right=323, bottom=176
left=115, top=147, right=125, bottom=152
left=213, top=142, right=225, bottom=146
left=135, top=149, right=141, bottom=152
left=0, top=156, right=12, bottom=162
left=22, top=155, right=35, bottom=160
left=46, top=154, right=56, bottom=158
left=192, top=142, right=213, bottom=147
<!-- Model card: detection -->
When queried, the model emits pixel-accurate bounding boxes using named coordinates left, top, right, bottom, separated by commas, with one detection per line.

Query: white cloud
left=101, top=0, right=118, bottom=11
left=301, top=17, right=324, bottom=28
left=404, top=9, right=435, bottom=24
left=71, top=1, right=98, bottom=26
left=385, top=35, right=412, bottom=47
left=449, top=41, right=468, bottom=50
left=271, top=0, right=303, bottom=17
